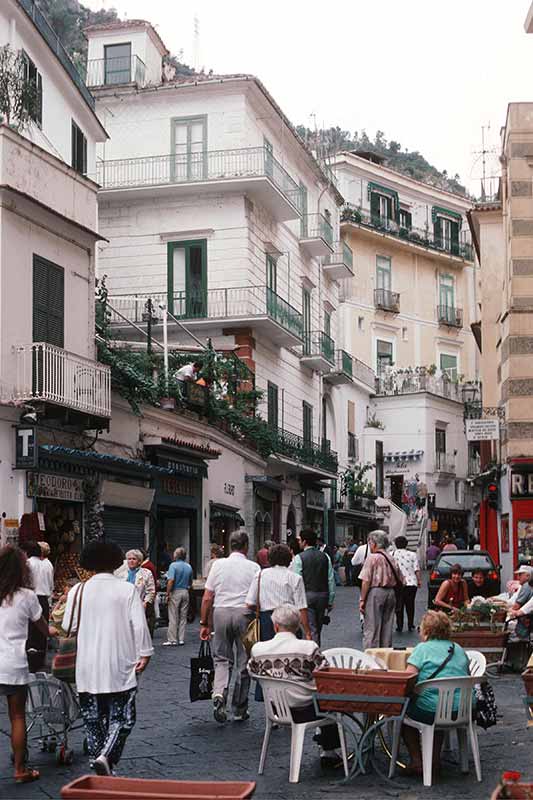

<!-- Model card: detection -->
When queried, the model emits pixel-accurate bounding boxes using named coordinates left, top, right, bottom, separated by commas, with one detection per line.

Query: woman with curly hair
left=0, top=545, right=48, bottom=784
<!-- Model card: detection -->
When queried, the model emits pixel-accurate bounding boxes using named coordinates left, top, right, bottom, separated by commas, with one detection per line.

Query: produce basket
left=60, top=776, right=256, bottom=800
left=313, top=667, right=416, bottom=715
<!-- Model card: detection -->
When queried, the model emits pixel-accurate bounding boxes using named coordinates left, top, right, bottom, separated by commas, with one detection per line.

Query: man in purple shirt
left=426, top=542, right=441, bottom=567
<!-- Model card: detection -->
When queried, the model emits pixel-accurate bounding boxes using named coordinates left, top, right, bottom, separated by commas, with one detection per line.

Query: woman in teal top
left=403, top=610, right=470, bottom=775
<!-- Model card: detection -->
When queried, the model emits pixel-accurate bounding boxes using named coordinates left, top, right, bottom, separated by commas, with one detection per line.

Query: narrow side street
left=0, top=583, right=530, bottom=800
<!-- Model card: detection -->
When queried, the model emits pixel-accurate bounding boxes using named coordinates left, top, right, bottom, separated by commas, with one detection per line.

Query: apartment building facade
left=84, top=20, right=377, bottom=561
left=334, top=151, right=477, bottom=530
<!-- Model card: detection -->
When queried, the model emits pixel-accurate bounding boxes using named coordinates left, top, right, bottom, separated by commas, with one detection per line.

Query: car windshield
left=436, top=553, right=494, bottom=574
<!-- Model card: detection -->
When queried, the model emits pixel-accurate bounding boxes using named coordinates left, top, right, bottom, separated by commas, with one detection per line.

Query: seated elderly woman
left=248, top=603, right=343, bottom=770
left=403, top=610, right=471, bottom=776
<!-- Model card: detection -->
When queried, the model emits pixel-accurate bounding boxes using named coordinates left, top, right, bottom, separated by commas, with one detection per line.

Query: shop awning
left=210, top=502, right=245, bottom=525
left=39, top=445, right=204, bottom=479
left=384, top=450, right=423, bottom=462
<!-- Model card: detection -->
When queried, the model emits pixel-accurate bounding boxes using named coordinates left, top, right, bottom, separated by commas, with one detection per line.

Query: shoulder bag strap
left=75, top=581, right=85, bottom=635
left=427, top=643, right=455, bottom=681
left=255, top=570, right=262, bottom=620
left=65, top=583, right=82, bottom=638
left=378, top=550, right=403, bottom=587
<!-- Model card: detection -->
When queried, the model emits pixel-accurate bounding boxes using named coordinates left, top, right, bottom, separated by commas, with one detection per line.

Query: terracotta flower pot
left=60, top=776, right=256, bottom=800
left=313, top=667, right=416, bottom=715
left=451, top=629, right=508, bottom=649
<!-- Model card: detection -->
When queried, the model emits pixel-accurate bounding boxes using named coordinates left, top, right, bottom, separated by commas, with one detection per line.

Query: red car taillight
left=488, top=570, right=498, bottom=581
left=430, top=571, right=439, bottom=580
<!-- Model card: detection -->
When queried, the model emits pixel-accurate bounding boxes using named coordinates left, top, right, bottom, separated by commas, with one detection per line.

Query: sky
left=85, top=0, right=533, bottom=194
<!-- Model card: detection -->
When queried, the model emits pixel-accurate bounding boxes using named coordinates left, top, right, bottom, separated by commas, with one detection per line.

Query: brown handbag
left=241, top=571, right=261, bottom=657
left=51, top=582, right=85, bottom=683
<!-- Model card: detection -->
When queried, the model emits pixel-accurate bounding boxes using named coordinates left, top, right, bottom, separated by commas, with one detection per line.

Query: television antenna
left=470, top=123, right=500, bottom=201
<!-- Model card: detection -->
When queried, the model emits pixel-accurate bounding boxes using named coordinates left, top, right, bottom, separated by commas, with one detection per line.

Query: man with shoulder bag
left=359, top=530, right=404, bottom=649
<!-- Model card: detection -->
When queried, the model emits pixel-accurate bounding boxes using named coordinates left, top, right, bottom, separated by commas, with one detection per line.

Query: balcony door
left=172, top=116, right=207, bottom=181
left=439, top=274, right=455, bottom=323
left=302, top=288, right=311, bottom=355
left=32, top=255, right=65, bottom=398
left=104, top=42, right=131, bottom=85
left=167, top=240, right=207, bottom=318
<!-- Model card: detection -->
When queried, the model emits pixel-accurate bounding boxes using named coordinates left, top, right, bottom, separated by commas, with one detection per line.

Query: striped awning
left=384, top=449, right=424, bottom=462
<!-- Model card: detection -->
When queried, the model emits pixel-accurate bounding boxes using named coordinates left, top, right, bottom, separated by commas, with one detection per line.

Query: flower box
left=491, top=774, right=533, bottom=799
left=60, top=777, right=256, bottom=800
left=313, top=667, right=416, bottom=715
left=451, top=628, right=508, bottom=661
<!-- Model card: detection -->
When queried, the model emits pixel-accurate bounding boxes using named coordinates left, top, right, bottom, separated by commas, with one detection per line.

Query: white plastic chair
left=465, top=650, right=486, bottom=677
left=390, top=675, right=482, bottom=787
left=255, top=676, right=349, bottom=783
left=322, top=647, right=382, bottom=670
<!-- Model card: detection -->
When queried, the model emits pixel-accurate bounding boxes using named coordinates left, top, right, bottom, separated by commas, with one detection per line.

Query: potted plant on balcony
left=341, top=463, right=376, bottom=510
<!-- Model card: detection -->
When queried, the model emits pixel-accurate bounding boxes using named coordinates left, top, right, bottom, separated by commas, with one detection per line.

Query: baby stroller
left=25, top=672, right=85, bottom=765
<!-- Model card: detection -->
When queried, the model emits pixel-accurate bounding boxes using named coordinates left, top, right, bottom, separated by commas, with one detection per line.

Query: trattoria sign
left=27, top=472, right=84, bottom=502
left=510, top=469, right=533, bottom=499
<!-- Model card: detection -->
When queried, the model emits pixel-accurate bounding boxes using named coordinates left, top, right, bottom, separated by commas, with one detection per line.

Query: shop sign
left=510, top=470, right=533, bottom=499
left=26, top=472, right=84, bottom=502
left=306, top=488, right=324, bottom=510
left=15, top=426, right=37, bottom=469
left=385, top=461, right=411, bottom=475
left=159, top=459, right=202, bottom=478
left=224, top=482, right=235, bottom=496
left=466, top=419, right=500, bottom=442
left=160, top=477, right=196, bottom=497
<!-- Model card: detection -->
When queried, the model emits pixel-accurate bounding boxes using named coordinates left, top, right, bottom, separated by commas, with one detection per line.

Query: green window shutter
left=302, top=288, right=311, bottom=354
left=450, top=221, right=459, bottom=255
left=303, top=401, right=313, bottom=444
left=434, top=217, right=442, bottom=248
left=300, top=181, right=308, bottom=237
left=266, top=254, right=277, bottom=294
left=267, top=382, right=278, bottom=430
left=324, top=310, right=331, bottom=337
left=370, top=192, right=380, bottom=224
left=33, top=256, right=64, bottom=347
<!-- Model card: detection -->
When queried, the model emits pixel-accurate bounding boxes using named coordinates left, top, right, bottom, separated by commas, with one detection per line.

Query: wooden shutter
left=434, top=217, right=442, bottom=248
left=303, top=401, right=312, bottom=444
left=33, top=256, right=64, bottom=347
left=450, top=221, right=460, bottom=255
left=370, top=192, right=380, bottom=224
left=267, top=382, right=278, bottom=430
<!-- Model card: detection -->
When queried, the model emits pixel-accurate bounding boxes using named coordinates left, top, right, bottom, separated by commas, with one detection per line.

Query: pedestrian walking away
left=164, top=547, right=193, bottom=646
left=393, top=535, right=421, bottom=632
left=21, top=540, right=53, bottom=672
left=292, top=529, right=335, bottom=645
left=359, top=530, right=404, bottom=649
left=199, top=530, right=260, bottom=724
left=0, top=545, right=49, bottom=785
left=62, top=540, right=153, bottom=777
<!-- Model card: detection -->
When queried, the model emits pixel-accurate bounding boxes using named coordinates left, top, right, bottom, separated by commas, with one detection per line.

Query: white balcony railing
left=375, top=368, right=463, bottom=402
left=14, top=343, right=111, bottom=418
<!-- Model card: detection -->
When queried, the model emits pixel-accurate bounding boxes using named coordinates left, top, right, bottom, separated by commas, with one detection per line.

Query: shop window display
left=36, top=500, right=86, bottom=592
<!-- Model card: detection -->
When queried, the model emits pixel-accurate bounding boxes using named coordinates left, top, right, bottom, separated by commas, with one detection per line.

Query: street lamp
left=461, top=381, right=479, bottom=405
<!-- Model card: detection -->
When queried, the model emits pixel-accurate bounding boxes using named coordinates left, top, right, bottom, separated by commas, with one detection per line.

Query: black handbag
left=474, top=681, right=498, bottom=729
left=189, top=641, right=215, bottom=702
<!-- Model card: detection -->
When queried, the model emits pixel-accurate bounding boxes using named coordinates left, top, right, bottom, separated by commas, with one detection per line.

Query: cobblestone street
left=0, top=582, right=531, bottom=799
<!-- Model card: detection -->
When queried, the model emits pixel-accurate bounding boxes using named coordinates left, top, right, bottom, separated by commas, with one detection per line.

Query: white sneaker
left=162, top=641, right=177, bottom=647
left=94, top=755, right=112, bottom=776
left=178, top=641, right=185, bottom=646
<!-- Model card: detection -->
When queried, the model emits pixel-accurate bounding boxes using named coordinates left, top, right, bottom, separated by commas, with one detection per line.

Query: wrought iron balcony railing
left=108, top=285, right=304, bottom=341
left=376, top=368, right=463, bottom=402
left=300, top=213, right=334, bottom=247
left=85, top=55, right=146, bottom=87
left=302, top=330, right=335, bottom=363
left=437, top=305, right=463, bottom=328
left=14, top=343, right=111, bottom=418
left=96, top=146, right=303, bottom=212
left=435, top=453, right=456, bottom=474
left=336, top=349, right=353, bottom=378
left=374, top=288, right=400, bottom=313
left=342, top=204, right=474, bottom=262
left=272, top=429, right=338, bottom=473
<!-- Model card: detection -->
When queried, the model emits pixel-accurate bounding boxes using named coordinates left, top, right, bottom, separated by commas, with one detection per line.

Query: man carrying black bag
left=199, top=531, right=260, bottom=724
left=190, top=641, right=215, bottom=702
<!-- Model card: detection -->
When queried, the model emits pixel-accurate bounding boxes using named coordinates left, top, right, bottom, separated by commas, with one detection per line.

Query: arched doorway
left=286, top=505, right=297, bottom=539
left=254, top=510, right=272, bottom=549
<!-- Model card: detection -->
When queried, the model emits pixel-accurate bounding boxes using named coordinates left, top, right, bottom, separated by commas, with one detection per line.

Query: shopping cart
left=25, top=672, right=85, bottom=765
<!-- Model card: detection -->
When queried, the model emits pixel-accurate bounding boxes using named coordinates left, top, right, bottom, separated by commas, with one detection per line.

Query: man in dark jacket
left=293, top=530, right=335, bottom=644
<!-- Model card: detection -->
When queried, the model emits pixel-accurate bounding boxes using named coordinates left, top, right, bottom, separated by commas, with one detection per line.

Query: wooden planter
left=60, top=777, right=256, bottom=800
left=313, top=667, right=416, bottom=715
left=451, top=629, right=508, bottom=663
left=491, top=782, right=533, bottom=799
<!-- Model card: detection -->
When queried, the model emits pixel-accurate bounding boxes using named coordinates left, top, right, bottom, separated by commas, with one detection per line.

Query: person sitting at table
left=403, top=610, right=471, bottom=776
left=434, top=564, right=469, bottom=613
left=248, top=603, right=343, bottom=770
left=470, top=569, right=493, bottom=599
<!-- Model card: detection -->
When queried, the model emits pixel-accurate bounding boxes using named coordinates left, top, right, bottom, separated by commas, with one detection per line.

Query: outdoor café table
left=312, top=667, right=416, bottom=780
left=365, top=647, right=414, bottom=671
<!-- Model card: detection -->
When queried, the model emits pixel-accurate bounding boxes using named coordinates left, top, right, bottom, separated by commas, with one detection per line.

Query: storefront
left=303, top=486, right=326, bottom=535
left=509, top=460, right=533, bottom=568
left=209, top=502, right=245, bottom=557
left=246, top=476, right=283, bottom=548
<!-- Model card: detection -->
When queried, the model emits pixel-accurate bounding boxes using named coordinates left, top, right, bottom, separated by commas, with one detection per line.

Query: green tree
left=0, top=45, right=39, bottom=131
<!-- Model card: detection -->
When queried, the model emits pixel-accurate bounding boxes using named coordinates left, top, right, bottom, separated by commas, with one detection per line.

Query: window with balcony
left=399, top=209, right=412, bottom=230
left=377, top=339, right=393, bottom=373
left=440, top=353, right=458, bottom=380
left=22, top=51, right=42, bottom=127
left=33, top=255, right=64, bottom=347
left=167, top=239, right=207, bottom=318
left=302, top=288, right=311, bottom=355
left=439, top=274, right=454, bottom=309
left=267, top=382, right=278, bottom=430
left=171, top=116, right=207, bottom=181
left=433, top=210, right=460, bottom=254
left=71, top=121, right=87, bottom=176
left=435, top=427, right=446, bottom=469
left=376, top=255, right=392, bottom=292
left=303, top=401, right=313, bottom=445
left=104, top=42, right=132, bottom=85
left=266, top=254, right=277, bottom=294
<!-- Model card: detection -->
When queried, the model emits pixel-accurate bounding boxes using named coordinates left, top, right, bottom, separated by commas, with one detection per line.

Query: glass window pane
left=104, top=43, right=131, bottom=84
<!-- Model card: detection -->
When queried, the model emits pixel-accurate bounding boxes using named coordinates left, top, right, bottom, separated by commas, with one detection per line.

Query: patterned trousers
left=79, top=689, right=137, bottom=767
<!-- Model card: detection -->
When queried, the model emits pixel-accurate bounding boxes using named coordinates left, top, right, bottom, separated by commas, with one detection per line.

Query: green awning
left=431, top=205, right=462, bottom=228
left=210, top=502, right=245, bottom=525
left=367, top=181, right=399, bottom=207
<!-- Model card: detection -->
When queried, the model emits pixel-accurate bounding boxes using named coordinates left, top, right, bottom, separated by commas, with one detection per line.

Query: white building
left=0, top=0, right=110, bottom=557
left=84, top=19, right=379, bottom=559
left=334, top=151, right=478, bottom=536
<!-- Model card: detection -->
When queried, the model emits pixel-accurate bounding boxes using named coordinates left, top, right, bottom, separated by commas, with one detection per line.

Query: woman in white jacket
left=63, top=541, right=153, bottom=776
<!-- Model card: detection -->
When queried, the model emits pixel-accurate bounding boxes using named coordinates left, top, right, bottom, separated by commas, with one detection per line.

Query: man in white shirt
left=175, top=360, right=203, bottom=398
left=393, top=535, right=421, bottom=632
left=200, top=530, right=260, bottom=724
left=22, top=541, right=53, bottom=671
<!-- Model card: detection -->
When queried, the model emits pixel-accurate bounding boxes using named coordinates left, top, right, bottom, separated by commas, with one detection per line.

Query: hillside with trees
left=296, top=126, right=468, bottom=197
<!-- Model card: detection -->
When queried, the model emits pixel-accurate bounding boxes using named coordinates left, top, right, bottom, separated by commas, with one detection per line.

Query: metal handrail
left=342, top=204, right=474, bottom=262
left=301, top=213, right=334, bottom=246
left=272, top=428, right=338, bottom=473
left=374, top=288, right=400, bottom=312
left=335, top=349, right=353, bottom=378
left=85, top=55, right=146, bottom=87
left=96, top=146, right=302, bottom=212
left=302, top=330, right=335, bottom=363
left=437, top=305, right=463, bottom=327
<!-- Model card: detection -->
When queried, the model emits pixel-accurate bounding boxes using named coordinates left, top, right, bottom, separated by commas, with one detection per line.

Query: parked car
left=428, top=550, right=501, bottom=608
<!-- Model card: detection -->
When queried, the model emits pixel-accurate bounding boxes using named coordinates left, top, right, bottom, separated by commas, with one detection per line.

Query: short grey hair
left=368, top=530, right=389, bottom=550
left=271, top=603, right=300, bottom=633
left=126, top=549, right=143, bottom=564
left=264, top=539, right=274, bottom=549
left=230, top=530, right=249, bottom=552
left=173, top=547, right=186, bottom=561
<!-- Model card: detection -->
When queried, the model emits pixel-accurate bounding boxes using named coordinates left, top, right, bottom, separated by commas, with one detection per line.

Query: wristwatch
left=200, top=621, right=208, bottom=626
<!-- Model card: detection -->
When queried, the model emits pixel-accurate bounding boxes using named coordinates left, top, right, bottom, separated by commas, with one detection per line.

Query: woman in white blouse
left=63, top=541, right=153, bottom=776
